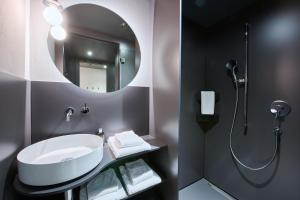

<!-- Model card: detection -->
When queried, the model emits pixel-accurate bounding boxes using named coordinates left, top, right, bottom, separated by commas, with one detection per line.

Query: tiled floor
left=179, top=179, right=235, bottom=200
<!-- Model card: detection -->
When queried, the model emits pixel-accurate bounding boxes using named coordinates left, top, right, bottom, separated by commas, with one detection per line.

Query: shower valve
left=270, top=100, right=291, bottom=119
left=273, top=127, right=282, bottom=136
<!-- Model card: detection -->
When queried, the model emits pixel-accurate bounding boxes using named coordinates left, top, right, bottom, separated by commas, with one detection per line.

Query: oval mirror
left=47, top=4, right=141, bottom=93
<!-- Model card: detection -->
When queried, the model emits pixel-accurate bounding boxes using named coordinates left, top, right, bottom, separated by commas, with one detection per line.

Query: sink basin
left=17, top=134, right=103, bottom=186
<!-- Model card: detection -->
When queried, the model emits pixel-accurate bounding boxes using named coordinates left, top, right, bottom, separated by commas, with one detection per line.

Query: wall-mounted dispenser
left=196, top=90, right=220, bottom=132
left=120, top=58, right=126, bottom=64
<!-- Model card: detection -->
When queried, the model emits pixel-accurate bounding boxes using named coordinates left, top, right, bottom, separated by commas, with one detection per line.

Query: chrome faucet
left=96, top=128, right=105, bottom=143
left=65, top=107, right=75, bottom=122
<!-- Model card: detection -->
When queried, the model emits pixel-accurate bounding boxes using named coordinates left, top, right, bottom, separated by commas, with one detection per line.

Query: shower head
left=226, top=59, right=238, bottom=82
left=226, top=59, right=238, bottom=72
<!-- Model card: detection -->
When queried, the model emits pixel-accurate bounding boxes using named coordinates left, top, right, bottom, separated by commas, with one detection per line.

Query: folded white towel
left=125, top=159, right=153, bottom=185
left=80, top=186, right=88, bottom=200
left=108, top=137, right=151, bottom=158
left=201, top=91, right=215, bottom=115
left=80, top=184, right=127, bottom=200
left=93, top=187, right=127, bottom=200
left=87, top=169, right=119, bottom=199
left=120, top=166, right=161, bottom=195
left=115, top=131, right=144, bottom=148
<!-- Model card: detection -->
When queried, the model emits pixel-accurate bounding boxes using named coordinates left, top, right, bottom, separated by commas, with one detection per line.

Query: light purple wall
left=0, top=0, right=26, bottom=78
left=152, top=0, right=181, bottom=199
left=0, top=0, right=27, bottom=198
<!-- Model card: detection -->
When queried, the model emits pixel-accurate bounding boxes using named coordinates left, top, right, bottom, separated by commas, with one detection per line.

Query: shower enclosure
left=179, top=0, right=300, bottom=199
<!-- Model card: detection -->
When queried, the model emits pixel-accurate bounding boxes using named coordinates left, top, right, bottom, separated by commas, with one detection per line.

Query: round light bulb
left=87, top=51, right=93, bottom=56
left=43, top=5, right=63, bottom=25
left=50, top=25, right=66, bottom=40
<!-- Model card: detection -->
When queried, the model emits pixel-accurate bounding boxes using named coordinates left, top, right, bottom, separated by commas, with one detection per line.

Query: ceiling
left=183, top=0, right=257, bottom=28
left=64, top=4, right=136, bottom=42
left=64, top=34, right=119, bottom=64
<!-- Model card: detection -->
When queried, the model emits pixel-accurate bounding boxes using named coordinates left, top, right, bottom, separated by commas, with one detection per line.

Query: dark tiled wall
left=0, top=72, right=26, bottom=200
left=31, top=82, right=149, bottom=143
left=203, top=1, right=300, bottom=199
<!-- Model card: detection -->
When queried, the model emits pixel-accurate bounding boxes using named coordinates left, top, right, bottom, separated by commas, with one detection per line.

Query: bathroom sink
left=17, top=134, right=103, bottom=186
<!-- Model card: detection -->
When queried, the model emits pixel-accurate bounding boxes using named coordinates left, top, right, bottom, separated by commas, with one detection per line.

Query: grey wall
left=120, top=47, right=136, bottom=88
left=202, top=1, right=300, bottom=199
left=0, top=73, right=26, bottom=200
left=178, top=19, right=206, bottom=189
left=152, top=0, right=181, bottom=199
left=31, top=82, right=149, bottom=143
left=107, top=64, right=117, bottom=92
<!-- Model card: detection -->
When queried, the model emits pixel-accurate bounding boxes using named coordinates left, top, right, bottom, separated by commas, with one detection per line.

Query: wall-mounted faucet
left=65, top=107, right=75, bottom=122
left=81, top=103, right=90, bottom=114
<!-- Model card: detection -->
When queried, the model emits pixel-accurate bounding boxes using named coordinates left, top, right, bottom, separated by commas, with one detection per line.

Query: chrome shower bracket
left=237, top=78, right=246, bottom=86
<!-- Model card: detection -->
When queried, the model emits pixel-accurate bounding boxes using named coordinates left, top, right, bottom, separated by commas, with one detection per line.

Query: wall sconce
left=50, top=25, right=66, bottom=41
left=43, top=0, right=66, bottom=40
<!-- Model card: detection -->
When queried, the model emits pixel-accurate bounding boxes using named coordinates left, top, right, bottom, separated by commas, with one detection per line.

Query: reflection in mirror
left=48, top=4, right=141, bottom=93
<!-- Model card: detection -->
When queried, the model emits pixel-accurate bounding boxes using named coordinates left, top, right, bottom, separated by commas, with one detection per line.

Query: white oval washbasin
left=17, top=134, right=103, bottom=186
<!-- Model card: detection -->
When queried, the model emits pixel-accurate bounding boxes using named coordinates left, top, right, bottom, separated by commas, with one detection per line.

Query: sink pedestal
left=64, top=189, right=73, bottom=200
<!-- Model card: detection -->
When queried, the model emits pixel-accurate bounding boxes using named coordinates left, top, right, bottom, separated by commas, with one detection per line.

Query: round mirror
left=47, top=4, right=141, bottom=93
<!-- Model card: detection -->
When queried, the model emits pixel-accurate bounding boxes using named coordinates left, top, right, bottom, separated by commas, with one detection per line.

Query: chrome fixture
left=96, top=128, right=105, bottom=143
left=270, top=100, right=291, bottom=119
left=81, top=103, right=90, bottom=114
left=226, top=23, right=291, bottom=171
left=96, top=128, right=104, bottom=136
left=65, top=107, right=75, bottom=122
left=270, top=100, right=291, bottom=137
left=43, top=0, right=62, bottom=8
left=225, top=59, right=246, bottom=85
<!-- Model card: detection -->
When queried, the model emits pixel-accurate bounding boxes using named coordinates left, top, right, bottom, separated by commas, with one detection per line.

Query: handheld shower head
left=226, top=59, right=238, bottom=72
left=226, top=59, right=238, bottom=82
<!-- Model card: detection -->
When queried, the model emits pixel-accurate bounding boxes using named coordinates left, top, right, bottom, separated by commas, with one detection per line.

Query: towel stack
left=108, top=131, right=151, bottom=158
left=120, top=159, right=161, bottom=195
left=83, top=169, right=127, bottom=200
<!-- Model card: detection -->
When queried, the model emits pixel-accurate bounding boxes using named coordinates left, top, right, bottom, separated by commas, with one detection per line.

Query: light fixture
left=43, top=5, right=63, bottom=25
left=103, top=65, right=107, bottom=69
left=43, top=0, right=63, bottom=25
left=43, top=0, right=66, bottom=41
left=121, top=22, right=127, bottom=29
left=87, top=51, right=93, bottom=57
left=50, top=25, right=66, bottom=40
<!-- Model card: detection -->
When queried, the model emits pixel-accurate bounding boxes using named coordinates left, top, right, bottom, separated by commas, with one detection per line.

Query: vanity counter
left=13, top=138, right=167, bottom=197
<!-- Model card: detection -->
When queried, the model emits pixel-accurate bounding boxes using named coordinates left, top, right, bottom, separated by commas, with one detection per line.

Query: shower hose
left=229, top=80, right=279, bottom=171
